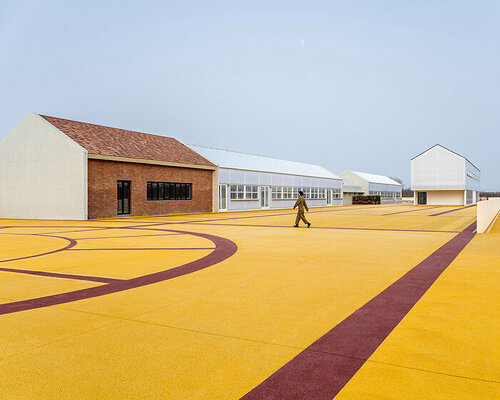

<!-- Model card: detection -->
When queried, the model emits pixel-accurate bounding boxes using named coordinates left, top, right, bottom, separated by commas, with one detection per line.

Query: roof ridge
left=40, top=114, right=176, bottom=141
left=39, top=114, right=215, bottom=167
left=411, top=144, right=480, bottom=171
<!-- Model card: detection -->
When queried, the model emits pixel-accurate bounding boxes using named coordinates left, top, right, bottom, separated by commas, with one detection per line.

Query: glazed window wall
left=230, top=185, right=259, bottom=200
left=272, top=186, right=330, bottom=200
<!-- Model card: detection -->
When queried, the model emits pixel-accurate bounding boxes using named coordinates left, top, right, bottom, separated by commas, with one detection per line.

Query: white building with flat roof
left=189, top=145, right=343, bottom=211
left=339, top=170, right=402, bottom=203
left=411, top=144, right=480, bottom=206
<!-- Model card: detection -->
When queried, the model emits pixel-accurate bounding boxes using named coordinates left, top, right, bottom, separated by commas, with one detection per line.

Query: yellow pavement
left=0, top=204, right=498, bottom=399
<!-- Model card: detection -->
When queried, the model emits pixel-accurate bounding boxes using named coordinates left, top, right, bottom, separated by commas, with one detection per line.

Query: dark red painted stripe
left=430, top=204, right=476, bottom=216
left=77, top=233, right=185, bottom=240
left=0, top=228, right=237, bottom=316
left=190, top=222, right=459, bottom=234
left=36, top=228, right=110, bottom=235
left=382, top=206, right=441, bottom=215
left=240, top=222, right=476, bottom=400
left=67, top=247, right=215, bottom=251
left=0, top=266, right=121, bottom=284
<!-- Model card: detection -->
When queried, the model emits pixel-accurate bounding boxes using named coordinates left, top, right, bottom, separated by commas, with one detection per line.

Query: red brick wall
left=87, top=159, right=213, bottom=219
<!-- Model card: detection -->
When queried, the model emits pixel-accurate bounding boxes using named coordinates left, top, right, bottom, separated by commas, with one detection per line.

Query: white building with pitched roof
left=411, top=144, right=480, bottom=206
left=339, top=170, right=402, bottom=203
left=189, top=145, right=343, bottom=211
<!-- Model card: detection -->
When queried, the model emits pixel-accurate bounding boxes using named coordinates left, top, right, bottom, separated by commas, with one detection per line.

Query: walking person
left=293, top=191, right=311, bottom=228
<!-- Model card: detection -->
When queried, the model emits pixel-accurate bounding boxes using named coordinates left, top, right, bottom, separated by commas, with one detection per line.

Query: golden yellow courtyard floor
left=0, top=204, right=498, bottom=399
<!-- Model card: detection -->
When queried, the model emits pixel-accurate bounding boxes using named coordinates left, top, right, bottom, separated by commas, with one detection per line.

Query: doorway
left=417, top=192, right=427, bottom=205
left=117, top=181, right=131, bottom=215
left=327, top=189, right=332, bottom=205
left=261, top=186, right=270, bottom=209
left=219, top=184, right=228, bottom=211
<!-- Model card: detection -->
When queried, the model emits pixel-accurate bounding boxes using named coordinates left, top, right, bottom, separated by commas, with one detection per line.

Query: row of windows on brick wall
left=147, top=182, right=192, bottom=201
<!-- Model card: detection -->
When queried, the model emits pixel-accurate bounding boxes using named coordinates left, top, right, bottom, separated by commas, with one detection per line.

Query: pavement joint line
left=186, top=222, right=461, bottom=234
left=455, top=217, right=478, bottom=231
left=4, top=304, right=496, bottom=387
left=0, top=315, right=125, bottom=363
left=88, top=205, right=405, bottom=227
left=382, top=206, right=442, bottom=215
left=365, top=358, right=500, bottom=385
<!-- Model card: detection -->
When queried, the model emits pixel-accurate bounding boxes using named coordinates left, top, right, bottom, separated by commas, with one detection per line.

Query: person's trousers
left=295, top=210, right=309, bottom=225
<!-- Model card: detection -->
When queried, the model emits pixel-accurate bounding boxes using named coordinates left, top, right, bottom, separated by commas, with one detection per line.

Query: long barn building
left=189, top=145, right=343, bottom=211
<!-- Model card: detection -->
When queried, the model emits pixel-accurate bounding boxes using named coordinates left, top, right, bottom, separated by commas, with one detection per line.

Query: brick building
left=0, top=113, right=217, bottom=219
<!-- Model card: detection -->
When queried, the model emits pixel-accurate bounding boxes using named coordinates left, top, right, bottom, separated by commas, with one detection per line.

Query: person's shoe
left=307, top=223, right=311, bottom=228
left=293, top=224, right=299, bottom=227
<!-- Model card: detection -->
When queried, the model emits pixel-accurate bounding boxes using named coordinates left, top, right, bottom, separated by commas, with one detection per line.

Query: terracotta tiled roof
left=40, top=115, right=215, bottom=167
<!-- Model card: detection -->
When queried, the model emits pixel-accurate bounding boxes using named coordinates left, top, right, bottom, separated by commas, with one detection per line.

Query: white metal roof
left=189, top=145, right=341, bottom=180
left=351, top=171, right=401, bottom=186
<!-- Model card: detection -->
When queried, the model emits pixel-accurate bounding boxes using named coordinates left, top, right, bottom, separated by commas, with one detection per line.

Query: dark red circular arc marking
left=0, top=235, right=77, bottom=264
left=240, top=222, right=477, bottom=400
left=0, top=228, right=237, bottom=316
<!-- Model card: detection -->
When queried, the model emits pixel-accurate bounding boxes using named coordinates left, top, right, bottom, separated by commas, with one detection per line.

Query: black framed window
left=147, top=182, right=192, bottom=200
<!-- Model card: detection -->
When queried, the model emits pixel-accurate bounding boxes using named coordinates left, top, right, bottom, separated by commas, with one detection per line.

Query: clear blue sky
left=1, top=0, right=499, bottom=190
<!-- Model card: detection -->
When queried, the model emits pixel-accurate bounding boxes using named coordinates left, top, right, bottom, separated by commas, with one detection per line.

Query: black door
left=117, top=181, right=131, bottom=214
left=417, top=191, right=427, bottom=205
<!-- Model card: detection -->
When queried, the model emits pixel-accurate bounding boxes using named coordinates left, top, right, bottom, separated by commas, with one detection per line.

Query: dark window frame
left=147, top=181, right=192, bottom=201
left=117, top=180, right=131, bottom=215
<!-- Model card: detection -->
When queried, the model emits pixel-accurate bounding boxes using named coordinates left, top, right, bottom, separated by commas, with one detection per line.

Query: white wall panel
left=465, top=160, right=481, bottom=191
left=423, top=190, right=465, bottom=206
left=0, top=113, right=87, bottom=219
left=411, top=146, right=466, bottom=190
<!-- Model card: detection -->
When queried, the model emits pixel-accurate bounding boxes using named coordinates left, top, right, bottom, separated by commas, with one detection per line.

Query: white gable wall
left=411, top=146, right=466, bottom=190
left=0, top=113, right=88, bottom=220
left=339, top=171, right=369, bottom=194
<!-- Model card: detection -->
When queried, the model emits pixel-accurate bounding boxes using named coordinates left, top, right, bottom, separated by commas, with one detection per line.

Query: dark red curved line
left=0, top=266, right=121, bottom=284
left=0, top=229, right=237, bottom=316
left=0, top=235, right=77, bottom=264
left=36, top=228, right=111, bottom=235
left=240, top=222, right=477, bottom=400
left=383, top=206, right=441, bottom=215
left=430, top=204, right=477, bottom=216
left=67, top=247, right=215, bottom=251
left=77, top=233, right=185, bottom=240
